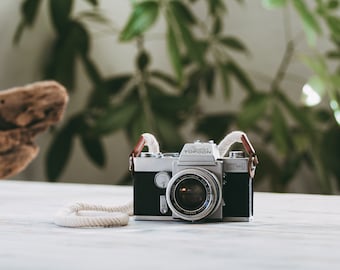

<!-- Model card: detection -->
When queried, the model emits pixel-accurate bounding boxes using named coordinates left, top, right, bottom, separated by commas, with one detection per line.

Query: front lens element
left=175, top=177, right=206, bottom=211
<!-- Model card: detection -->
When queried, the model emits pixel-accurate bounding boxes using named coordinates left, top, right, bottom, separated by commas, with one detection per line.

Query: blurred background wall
left=0, top=1, right=331, bottom=193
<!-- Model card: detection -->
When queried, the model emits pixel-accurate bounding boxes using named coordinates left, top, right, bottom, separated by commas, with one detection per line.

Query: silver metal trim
left=133, top=156, right=176, bottom=172
left=134, top=216, right=173, bottom=221
left=229, top=151, right=245, bottom=158
left=222, top=158, right=248, bottom=173
left=134, top=215, right=253, bottom=222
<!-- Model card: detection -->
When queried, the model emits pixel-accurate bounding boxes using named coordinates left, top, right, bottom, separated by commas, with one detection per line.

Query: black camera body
left=132, top=140, right=256, bottom=222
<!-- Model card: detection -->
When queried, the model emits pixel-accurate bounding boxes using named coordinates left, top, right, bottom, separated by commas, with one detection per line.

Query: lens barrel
left=166, top=168, right=221, bottom=221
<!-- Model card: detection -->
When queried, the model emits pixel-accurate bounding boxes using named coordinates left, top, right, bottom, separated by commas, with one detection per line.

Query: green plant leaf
left=86, top=75, right=133, bottom=107
left=254, top=149, right=281, bottom=190
left=326, top=15, right=340, bottom=36
left=49, top=0, right=74, bottom=33
left=290, top=128, right=310, bottom=153
left=301, top=55, right=328, bottom=78
left=22, top=0, right=42, bottom=25
left=276, top=91, right=315, bottom=134
left=179, top=24, right=204, bottom=64
left=183, top=69, right=201, bottom=104
left=150, top=70, right=178, bottom=88
left=120, top=1, right=159, bottom=41
left=126, top=111, right=149, bottom=144
left=13, top=0, right=42, bottom=44
left=271, top=105, right=290, bottom=153
left=168, top=2, right=204, bottom=65
left=321, top=125, right=340, bottom=187
left=147, top=82, right=194, bottom=117
left=13, top=22, right=26, bottom=45
left=80, top=135, right=106, bottom=167
left=155, top=115, right=183, bottom=151
left=44, top=39, right=76, bottom=90
left=327, top=50, right=340, bottom=59
left=93, top=102, right=139, bottom=135
left=44, top=22, right=90, bottom=90
left=219, top=36, right=248, bottom=54
left=226, top=61, right=255, bottom=93
left=83, top=0, right=98, bottom=6
left=82, top=56, right=102, bottom=85
left=292, top=0, right=321, bottom=46
left=197, top=40, right=209, bottom=56
left=314, top=109, right=332, bottom=123
left=72, top=22, right=90, bottom=56
left=208, top=0, right=227, bottom=15
left=262, top=0, right=287, bottom=9
left=46, top=120, right=76, bottom=181
left=77, top=10, right=111, bottom=25
left=280, top=155, right=302, bottom=186
left=195, top=113, right=236, bottom=142
left=166, top=25, right=183, bottom=81
left=238, top=93, right=269, bottom=129
left=330, top=74, right=340, bottom=90
left=212, top=17, right=223, bottom=34
left=168, top=1, right=196, bottom=25
left=105, top=74, right=133, bottom=95
left=219, top=64, right=231, bottom=98
left=327, top=0, right=339, bottom=9
left=202, top=66, right=215, bottom=96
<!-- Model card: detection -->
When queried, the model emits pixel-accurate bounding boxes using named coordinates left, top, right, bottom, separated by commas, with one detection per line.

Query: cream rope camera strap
left=54, top=201, right=134, bottom=227
left=53, top=131, right=257, bottom=227
left=53, top=133, right=158, bottom=227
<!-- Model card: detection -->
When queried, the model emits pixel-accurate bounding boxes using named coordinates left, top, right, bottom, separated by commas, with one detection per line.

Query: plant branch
left=270, top=40, right=295, bottom=92
left=135, top=37, right=156, bottom=133
left=283, top=5, right=292, bottom=44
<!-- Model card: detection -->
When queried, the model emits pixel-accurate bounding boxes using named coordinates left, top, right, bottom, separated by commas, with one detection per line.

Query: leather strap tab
left=130, top=136, right=146, bottom=158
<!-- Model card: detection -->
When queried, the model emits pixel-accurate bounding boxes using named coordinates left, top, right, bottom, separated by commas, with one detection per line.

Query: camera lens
left=166, top=168, right=221, bottom=221
left=175, top=177, right=206, bottom=211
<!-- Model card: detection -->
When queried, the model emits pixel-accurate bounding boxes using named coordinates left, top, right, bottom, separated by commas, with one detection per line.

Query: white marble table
left=1, top=180, right=340, bottom=270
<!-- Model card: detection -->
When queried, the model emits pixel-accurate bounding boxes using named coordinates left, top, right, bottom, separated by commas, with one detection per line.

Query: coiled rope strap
left=54, top=133, right=159, bottom=228
left=54, top=201, right=133, bottom=227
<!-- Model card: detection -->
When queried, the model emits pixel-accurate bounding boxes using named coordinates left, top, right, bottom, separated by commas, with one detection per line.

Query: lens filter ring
left=166, top=168, right=221, bottom=221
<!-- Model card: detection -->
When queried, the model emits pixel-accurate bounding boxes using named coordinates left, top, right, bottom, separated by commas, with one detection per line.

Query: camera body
left=132, top=140, right=255, bottom=222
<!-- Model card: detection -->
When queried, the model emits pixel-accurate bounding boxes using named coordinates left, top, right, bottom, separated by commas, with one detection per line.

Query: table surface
left=1, top=180, right=340, bottom=270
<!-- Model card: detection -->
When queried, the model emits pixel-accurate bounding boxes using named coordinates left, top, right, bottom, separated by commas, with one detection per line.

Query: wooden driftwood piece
left=0, top=81, right=68, bottom=178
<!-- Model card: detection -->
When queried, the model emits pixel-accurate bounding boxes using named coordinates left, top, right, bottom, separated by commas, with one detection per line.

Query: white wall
left=0, top=1, right=323, bottom=192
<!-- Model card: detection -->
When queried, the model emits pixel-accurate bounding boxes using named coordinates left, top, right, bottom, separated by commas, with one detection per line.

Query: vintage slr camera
left=129, top=132, right=258, bottom=222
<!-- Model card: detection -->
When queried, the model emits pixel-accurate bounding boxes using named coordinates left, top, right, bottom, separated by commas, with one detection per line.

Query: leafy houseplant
left=14, top=0, right=340, bottom=193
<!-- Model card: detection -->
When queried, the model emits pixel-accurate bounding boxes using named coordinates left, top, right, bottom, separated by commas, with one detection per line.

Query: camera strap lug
left=130, top=135, right=146, bottom=158
left=129, top=133, right=161, bottom=174
left=129, top=135, right=145, bottom=174
left=241, top=134, right=258, bottom=178
left=129, top=155, right=135, bottom=174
